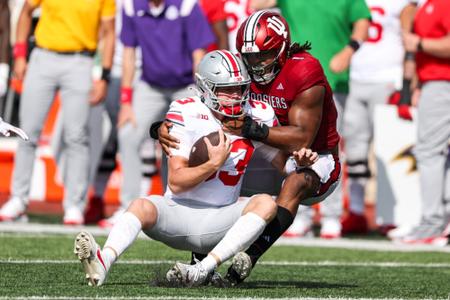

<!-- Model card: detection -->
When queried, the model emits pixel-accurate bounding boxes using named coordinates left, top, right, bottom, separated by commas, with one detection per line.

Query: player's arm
left=90, top=17, right=115, bottom=104
left=117, top=47, right=136, bottom=127
left=13, top=1, right=36, bottom=81
left=168, top=130, right=231, bottom=193
left=260, top=85, right=324, bottom=153
left=400, top=2, right=417, bottom=33
left=329, top=18, right=369, bottom=73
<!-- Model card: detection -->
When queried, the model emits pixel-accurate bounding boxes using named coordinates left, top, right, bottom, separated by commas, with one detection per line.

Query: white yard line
left=0, top=222, right=449, bottom=253
left=1, top=259, right=449, bottom=268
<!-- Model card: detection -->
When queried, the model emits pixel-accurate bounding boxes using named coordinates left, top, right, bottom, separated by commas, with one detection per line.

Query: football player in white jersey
left=74, top=50, right=317, bottom=287
left=341, top=0, right=411, bottom=235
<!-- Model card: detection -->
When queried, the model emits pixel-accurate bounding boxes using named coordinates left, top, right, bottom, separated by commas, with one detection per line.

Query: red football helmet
left=236, top=10, right=291, bottom=85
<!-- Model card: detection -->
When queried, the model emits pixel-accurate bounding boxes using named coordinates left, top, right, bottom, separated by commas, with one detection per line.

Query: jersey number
left=176, top=98, right=195, bottom=105
left=368, top=7, right=385, bottom=43
left=206, top=139, right=254, bottom=186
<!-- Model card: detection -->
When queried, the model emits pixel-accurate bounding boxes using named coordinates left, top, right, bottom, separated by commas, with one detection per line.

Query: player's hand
left=89, top=80, right=107, bottom=105
left=205, top=129, right=231, bottom=169
left=159, top=121, right=179, bottom=156
left=13, top=57, right=27, bottom=81
left=221, top=115, right=245, bottom=136
left=402, top=32, right=420, bottom=53
left=0, top=118, right=29, bottom=140
left=388, top=91, right=413, bottom=121
left=293, top=148, right=318, bottom=167
left=117, top=103, right=136, bottom=128
left=329, top=47, right=353, bottom=73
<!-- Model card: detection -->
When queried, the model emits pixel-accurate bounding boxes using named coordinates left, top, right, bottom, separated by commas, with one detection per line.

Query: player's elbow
left=168, top=181, right=184, bottom=194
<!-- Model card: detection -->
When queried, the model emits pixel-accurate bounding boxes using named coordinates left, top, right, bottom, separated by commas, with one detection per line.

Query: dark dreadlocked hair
left=287, top=41, right=312, bottom=58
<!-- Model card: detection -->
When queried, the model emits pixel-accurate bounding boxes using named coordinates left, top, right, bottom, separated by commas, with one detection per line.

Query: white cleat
left=223, top=252, right=253, bottom=286
left=0, top=197, right=27, bottom=222
left=166, top=262, right=209, bottom=287
left=74, top=231, right=107, bottom=286
left=231, top=252, right=253, bottom=280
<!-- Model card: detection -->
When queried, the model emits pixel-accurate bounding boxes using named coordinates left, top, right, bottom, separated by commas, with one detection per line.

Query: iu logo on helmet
left=267, top=16, right=287, bottom=38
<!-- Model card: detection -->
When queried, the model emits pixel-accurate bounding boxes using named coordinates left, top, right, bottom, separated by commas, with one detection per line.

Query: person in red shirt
left=399, top=0, right=450, bottom=245
left=199, top=0, right=229, bottom=50
left=155, top=10, right=341, bottom=284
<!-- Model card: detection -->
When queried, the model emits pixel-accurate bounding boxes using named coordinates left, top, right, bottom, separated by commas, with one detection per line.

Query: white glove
left=0, top=117, right=29, bottom=140
left=0, top=63, right=9, bottom=98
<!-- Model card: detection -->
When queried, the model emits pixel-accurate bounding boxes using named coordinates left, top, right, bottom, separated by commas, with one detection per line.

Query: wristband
left=348, top=39, right=362, bottom=52
left=13, top=42, right=27, bottom=59
left=242, top=116, right=269, bottom=141
left=399, top=79, right=412, bottom=106
left=120, top=87, right=133, bottom=104
left=149, top=121, right=163, bottom=139
left=404, top=51, right=415, bottom=61
left=100, top=67, right=111, bottom=83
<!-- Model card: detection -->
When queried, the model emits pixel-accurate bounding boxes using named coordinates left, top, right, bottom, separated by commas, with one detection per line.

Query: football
left=188, top=131, right=227, bottom=167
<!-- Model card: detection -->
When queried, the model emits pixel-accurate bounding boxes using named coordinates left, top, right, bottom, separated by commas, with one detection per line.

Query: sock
left=200, top=255, right=218, bottom=272
left=103, top=212, right=142, bottom=268
left=101, top=247, right=117, bottom=270
left=246, top=206, right=294, bottom=266
left=348, top=177, right=367, bottom=215
left=207, top=212, right=266, bottom=272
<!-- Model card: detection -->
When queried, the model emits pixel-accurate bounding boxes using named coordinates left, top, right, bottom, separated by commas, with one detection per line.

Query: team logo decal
left=267, top=16, right=287, bottom=38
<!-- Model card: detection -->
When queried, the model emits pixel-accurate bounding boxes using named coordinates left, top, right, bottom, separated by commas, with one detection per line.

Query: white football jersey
left=164, top=96, right=278, bottom=207
left=350, top=0, right=410, bottom=88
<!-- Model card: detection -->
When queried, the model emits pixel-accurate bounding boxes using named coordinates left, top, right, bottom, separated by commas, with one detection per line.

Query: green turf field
left=0, top=233, right=449, bottom=299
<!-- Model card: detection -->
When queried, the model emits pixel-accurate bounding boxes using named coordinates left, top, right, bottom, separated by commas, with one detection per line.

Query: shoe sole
left=74, top=231, right=103, bottom=286
left=401, top=236, right=449, bottom=247
left=231, top=252, right=252, bottom=280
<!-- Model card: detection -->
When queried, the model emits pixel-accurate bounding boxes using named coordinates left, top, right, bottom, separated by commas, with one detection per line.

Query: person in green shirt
left=252, top=0, right=371, bottom=238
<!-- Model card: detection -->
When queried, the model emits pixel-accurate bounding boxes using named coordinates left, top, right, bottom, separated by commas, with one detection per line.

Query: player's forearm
left=420, top=36, right=450, bottom=58
left=121, top=47, right=135, bottom=88
left=100, top=19, right=115, bottom=69
left=400, top=4, right=416, bottom=33
left=212, top=21, right=229, bottom=50
left=16, top=3, right=34, bottom=44
left=168, top=161, right=219, bottom=194
left=192, top=48, right=206, bottom=74
left=265, top=126, right=316, bottom=153
left=343, top=18, right=370, bottom=54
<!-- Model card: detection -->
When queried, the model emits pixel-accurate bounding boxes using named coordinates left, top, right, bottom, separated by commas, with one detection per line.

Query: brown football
left=188, top=131, right=227, bottom=167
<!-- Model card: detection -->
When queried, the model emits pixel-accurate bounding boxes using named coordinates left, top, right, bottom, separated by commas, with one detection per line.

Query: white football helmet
left=195, top=50, right=251, bottom=118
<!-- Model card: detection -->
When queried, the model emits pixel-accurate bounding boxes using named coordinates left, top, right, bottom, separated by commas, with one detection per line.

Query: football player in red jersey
left=154, top=10, right=341, bottom=285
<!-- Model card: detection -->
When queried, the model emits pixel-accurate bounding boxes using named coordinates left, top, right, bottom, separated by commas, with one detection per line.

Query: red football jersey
left=249, top=52, right=340, bottom=151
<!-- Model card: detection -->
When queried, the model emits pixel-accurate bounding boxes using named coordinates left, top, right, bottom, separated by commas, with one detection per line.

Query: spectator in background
left=86, top=0, right=144, bottom=226
left=199, top=0, right=229, bottom=50
left=0, top=0, right=9, bottom=99
left=254, top=0, right=370, bottom=238
left=341, top=0, right=410, bottom=235
left=399, top=0, right=450, bottom=245
left=114, top=0, right=214, bottom=227
left=0, top=0, right=115, bottom=224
